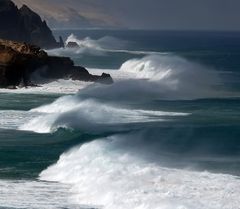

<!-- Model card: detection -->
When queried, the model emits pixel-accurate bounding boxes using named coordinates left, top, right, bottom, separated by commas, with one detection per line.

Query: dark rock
left=0, top=39, right=47, bottom=87
left=70, top=66, right=91, bottom=81
left=0, top=0, right=23, bottom=41
left=66, top=41, right=79, bottom=48
left=40, top=56, right=74, bottom=79
left=97, top=73, right=114, bottom=84
left=59, top=36, right=64, bottom=48
left=0, top=0, right=63, bottom=49
left=0, top=39, right=113, bottom=88
left=70, top=68, right=113, bottom=84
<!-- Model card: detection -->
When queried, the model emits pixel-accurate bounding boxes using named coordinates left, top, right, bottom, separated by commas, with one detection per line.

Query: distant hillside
left=13, top=0, right=120, bottom=29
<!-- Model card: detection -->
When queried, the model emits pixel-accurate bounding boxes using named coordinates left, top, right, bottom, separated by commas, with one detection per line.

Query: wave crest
left=18, top=54, right=234, bottom=133
left=47, top=34, right=165, bottom=56
left=19, top=97, right=188, bottom=133
left=40, top=134, right=240, bottom=209
left=78, top=55, right=227, bottom=101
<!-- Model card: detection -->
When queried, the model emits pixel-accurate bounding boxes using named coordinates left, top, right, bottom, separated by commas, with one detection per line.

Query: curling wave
left=18, top=54, right=235, bottom=133
left=19, top=97, right=188, bottom=133
left=77, top=55, right=229, bottom=101
left=40, top=134, right=240, bottom=209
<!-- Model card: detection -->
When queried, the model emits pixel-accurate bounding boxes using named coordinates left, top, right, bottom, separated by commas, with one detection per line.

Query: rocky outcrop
left=0, top=39, right=113, bottom=88
left=0, top=0, right=63, bottom=49
left=39, top=56, right=113, bottom=84
left=0, top=39, right=47, bottom=87
left=66, top=41, right=79, bottom=48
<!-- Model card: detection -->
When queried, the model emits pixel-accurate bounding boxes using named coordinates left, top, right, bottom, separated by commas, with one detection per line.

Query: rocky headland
left=0, top=0, right=63, bottom=49
left=0, top=39, right=113, bottom=88
left=0, top=0, right=113, bottom=89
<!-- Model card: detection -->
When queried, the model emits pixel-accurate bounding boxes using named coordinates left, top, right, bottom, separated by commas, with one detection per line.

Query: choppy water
left=0, top=30, right=240, bottom=209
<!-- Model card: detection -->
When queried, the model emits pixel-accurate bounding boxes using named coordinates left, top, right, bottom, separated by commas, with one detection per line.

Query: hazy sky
left=14, top=0, right=240, bottom=30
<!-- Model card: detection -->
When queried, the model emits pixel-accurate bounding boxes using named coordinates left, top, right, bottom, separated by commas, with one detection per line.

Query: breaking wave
left=77, top=55, right=228, bottom=101
left=19, top=54, right=234, bottom=134
left=14, top=42, right=240, bottom=209
left=40, top=134, right=240, bottom=209
left=0, top=180, right=73, bottom=209
left=47, top=34, right=166, bottom=56
left=19, top=97, right=188, bottom=133
left=66, top=34, right=128, bottom=50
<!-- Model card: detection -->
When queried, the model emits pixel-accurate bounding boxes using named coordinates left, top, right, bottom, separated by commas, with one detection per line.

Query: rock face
left=66, top=41, right=79, bottom=48
left=0, top=0, right=63, bottom=49
left=0, top=39, right=113, bottom=88
left=0, top=39, right=47, bottom=87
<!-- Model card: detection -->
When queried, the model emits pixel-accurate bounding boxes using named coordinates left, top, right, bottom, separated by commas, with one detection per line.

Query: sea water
left=0, top=30, right=240, bottom=209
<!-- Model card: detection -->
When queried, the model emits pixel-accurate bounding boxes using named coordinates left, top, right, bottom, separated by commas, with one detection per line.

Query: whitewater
left=1, top=31, right=240, bottom=209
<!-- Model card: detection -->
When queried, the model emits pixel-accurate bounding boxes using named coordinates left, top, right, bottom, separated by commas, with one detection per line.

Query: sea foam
left=75, top=55, right=226, bottom=101
left=40, top=134, right=240, bottom=209
left=19, top=54, right=231, bottom=133
left=19, top=97, right=188, bottom=133
left=0, top=180, right=74, bottom=209
left=47, top=34, right=167, bottom=56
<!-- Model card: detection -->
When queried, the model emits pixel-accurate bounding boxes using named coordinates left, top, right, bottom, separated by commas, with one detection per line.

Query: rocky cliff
left=0, top=39, right=113, bottom=88
left=0, top=0, right=63, bottom=49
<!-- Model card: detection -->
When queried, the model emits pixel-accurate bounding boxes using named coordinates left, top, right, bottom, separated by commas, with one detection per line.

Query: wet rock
left=66, top=41, right=79, bottom=48
left=0, top=39, right=47, bottom=87
left=0, top=39, right=113, bottom=88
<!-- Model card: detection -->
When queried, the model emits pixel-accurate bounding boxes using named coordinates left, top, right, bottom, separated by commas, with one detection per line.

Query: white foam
left=85, top=55, right=232, bottom=100
left=0, top=180, right=84, bottom=209
left=19, top=54, right=229, bottom=134
left=0, top=79, right=91, bottom=95
left=66, top=34, right=128, bottom=50
left=47, top=34, right=129, bottom=57
left=119, top=55, right=220, bottom=85
left=19, top=97, right=188, bottom=133
left=40, top=135, right=240, bottom=209
left=0, top=110, right=40, bottom=130
left=47, top=34, right=168, bottom=56
left=0, top=54, right=230, bottom=98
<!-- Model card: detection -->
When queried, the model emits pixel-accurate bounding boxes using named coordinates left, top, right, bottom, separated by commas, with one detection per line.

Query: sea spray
left=66, top=34, right=128, bottom=50
left=1, top=30, right=240, bottom=209
left=19, top=54, right=234, bottom=133
left=76, top=55, right=227, bottom=101
left=47, top=34, right=167, bottom=57
left=19, top=97, right=188, bottom=133
left=40, top=134, right=240, bottom=209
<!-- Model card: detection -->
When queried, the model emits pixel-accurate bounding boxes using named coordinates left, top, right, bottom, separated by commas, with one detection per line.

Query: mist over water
left=39, top=134, right=240, bottom=209
left=19, top=53, right=230, bottom=134
left=82, top=55, right=226, bottom=100
left=1, top=30, right=240, bottom=209
left=47, top=34, right=130, bottom=56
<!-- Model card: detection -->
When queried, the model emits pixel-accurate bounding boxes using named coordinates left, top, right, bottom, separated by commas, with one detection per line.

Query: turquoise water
left=1, top=30, right=240, bottom=209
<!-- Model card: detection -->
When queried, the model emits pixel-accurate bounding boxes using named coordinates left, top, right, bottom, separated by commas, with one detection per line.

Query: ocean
left=0, top=30, right=240, bottom=209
